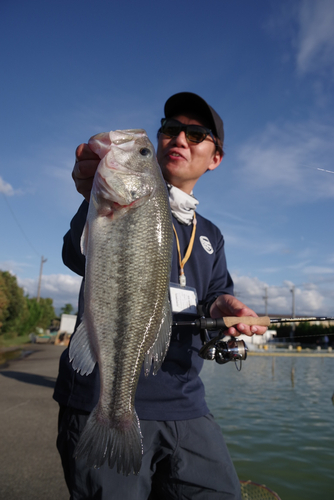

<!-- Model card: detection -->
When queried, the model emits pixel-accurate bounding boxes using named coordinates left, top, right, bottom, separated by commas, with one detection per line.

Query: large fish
left=69, top=129, right=173, bottom=475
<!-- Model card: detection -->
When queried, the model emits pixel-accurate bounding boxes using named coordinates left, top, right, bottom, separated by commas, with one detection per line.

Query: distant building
left=235, top=329, right=277, bottom=349
left=59, top=314, right=77, bottom=334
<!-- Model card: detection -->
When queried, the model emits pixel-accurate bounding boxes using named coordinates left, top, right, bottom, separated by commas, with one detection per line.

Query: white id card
left=169, top=283, right=198, bottom=314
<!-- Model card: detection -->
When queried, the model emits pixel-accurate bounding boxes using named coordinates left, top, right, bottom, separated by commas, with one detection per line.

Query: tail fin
left=74, top=407, right=143, bottom=476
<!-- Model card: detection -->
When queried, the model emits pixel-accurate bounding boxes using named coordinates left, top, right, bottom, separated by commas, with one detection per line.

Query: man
left=54, top=92, right=267, bottom=500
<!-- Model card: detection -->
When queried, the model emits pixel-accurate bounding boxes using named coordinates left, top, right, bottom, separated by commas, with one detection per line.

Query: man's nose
left=174, top=130, right=189, bottom=147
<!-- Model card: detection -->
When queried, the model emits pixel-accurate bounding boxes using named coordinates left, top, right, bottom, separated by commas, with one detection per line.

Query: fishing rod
left=173, top=316, right=334, bottom=370
left=174, top=315, right=334, bottom=331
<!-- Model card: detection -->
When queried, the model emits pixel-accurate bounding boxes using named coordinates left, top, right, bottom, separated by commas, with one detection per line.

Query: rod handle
left=223, top=316, right=271, bottom=328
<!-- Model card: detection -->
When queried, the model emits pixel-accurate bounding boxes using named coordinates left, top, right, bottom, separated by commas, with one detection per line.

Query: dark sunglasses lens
left=161, top=120, right=209, bottom=143
left=186, top=126, right=207, bottom=143
left=162, top=123, right=181, bottom=137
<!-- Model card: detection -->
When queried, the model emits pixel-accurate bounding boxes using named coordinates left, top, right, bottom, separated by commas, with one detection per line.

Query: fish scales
left=69, top=129, right=173, bottom=475
left=92, top=204, right=169, bottom=410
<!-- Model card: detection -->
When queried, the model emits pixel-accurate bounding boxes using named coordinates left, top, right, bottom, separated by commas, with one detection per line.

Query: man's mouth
left=168, top=150, right=185, bottom=159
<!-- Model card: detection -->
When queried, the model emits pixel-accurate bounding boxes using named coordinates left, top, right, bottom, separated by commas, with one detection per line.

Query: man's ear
left=207, top=151, right=223, bottom=172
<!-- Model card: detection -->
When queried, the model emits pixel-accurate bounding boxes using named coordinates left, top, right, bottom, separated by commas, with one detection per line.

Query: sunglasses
left=159, top=118, right=217, bottom=146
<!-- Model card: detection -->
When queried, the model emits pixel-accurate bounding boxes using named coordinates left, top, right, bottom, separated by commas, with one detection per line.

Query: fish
left=69, top=129, right=173, bottom=475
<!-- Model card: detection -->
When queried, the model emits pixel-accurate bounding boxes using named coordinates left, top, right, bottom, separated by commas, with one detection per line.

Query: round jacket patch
left=200, top=236, right=214, bottom=254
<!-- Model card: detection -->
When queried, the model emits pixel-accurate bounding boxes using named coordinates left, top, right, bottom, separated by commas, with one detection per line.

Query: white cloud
left=303, top=266, right=334, bottom=274
left=232, top=273, right=331, bottom=316
left=295, top=286, right=324, bottom=312
left=18, top=273, right=82, bottom=310
left=0, top=176, right=16, bottom=196
left=265, top=1, right=334, bottom=78
left=237, top=120, right=334, bottom=201
left=296, top=0, right=334, bottom=76
left=10, top=270, right=334, bottom=322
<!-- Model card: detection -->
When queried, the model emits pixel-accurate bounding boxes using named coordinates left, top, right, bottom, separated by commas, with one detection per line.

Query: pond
left=0, top=348, right=23, bottom=367
left=201, top=353, right=334, bottom=500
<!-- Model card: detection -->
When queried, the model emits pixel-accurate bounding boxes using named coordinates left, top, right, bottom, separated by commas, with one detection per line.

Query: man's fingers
left=72, top=160, right=98, bottom=181
left=73, top=143, right=100, bottom=179
left=227, top=324, right=268, bottom=337
left=72, top=143, right=100, bottom=201
left=75, top=143, right=99, bottom=161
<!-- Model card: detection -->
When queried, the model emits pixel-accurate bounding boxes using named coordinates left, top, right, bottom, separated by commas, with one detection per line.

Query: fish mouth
left=89, top=130, right=149, bottom=158
left=109, top=129, right=146, bottom=147
left=90, top=128, right=155, bottom=214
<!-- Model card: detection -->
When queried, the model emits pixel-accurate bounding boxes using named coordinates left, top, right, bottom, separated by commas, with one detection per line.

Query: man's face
left=156, top=113, right=222, bottom=194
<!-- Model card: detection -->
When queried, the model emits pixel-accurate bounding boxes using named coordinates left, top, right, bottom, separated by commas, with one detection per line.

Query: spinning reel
left=174, top=317, right=248, bottom=370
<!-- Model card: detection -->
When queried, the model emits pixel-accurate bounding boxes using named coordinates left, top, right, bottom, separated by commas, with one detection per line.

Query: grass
left=0, top=334, right=32, bottom=350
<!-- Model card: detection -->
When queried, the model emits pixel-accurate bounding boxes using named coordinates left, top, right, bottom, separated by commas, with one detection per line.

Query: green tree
left=0, top=271, right=28, bottom=335
left=0, top=270, right=56, bottom=337
left=21, top=297, right=43, bottom=335
left=19, top=297, right=56, bottom=336
left=275, top=322, right=334, bottom=345
left=0, top=272, right=10, bottom=329
left=37, top=297, right=55, bottom=329
left=61, top=303, right=74, bottom=315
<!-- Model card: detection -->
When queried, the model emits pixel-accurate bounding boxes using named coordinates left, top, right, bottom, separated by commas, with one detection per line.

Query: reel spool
left=199, top=337, right=248, bottom=370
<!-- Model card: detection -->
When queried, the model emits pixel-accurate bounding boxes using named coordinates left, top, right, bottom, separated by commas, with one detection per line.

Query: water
left=201, top=355, right=334, bottom=500
left=0, top=348, right=23, bottom=367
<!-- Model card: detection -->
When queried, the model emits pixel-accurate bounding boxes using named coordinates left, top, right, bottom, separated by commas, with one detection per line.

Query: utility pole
left=290, top=284, right=295, bottom=339
left=37, top=256, right=47, bottom=302
left=263, top=286, right=268, bottom=315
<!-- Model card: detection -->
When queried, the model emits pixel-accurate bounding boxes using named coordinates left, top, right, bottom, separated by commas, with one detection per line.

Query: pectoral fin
left=144, top=294, right=172, bottom=376
left=69, top=319, right=97, bottom=375
left=80, top=220, right=89, bottom=256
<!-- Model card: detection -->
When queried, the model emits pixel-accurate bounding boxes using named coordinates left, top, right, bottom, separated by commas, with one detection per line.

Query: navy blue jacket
left=53, top=200, right=233, bottom=420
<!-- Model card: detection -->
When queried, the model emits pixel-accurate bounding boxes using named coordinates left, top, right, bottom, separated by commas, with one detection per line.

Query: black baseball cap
left=164, top=92, right=224, bottom=145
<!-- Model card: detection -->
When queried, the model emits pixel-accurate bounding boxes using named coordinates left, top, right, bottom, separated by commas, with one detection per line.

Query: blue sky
left=1, top=0, right=333, bottom=316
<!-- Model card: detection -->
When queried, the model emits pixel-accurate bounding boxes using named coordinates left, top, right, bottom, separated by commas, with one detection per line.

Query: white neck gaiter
left=167, top=184, right=199, bottom=225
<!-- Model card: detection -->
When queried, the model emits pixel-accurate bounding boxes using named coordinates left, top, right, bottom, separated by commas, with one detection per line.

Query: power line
left=1, top=192, right=40, bottom=257
left=1, top=192, right=48, bottom=299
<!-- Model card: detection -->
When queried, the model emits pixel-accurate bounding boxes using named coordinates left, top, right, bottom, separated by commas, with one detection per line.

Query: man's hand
left=210, top=294, right=268, bottom=336
left=72, top=143, right=100, bottom=202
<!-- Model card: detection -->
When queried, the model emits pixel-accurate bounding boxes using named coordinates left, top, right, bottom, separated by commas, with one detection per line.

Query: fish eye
left=140, top=147, right=151, bottom=157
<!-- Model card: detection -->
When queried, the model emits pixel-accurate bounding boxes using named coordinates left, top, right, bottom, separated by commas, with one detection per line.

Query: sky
left=0, top=0, right=333, bottom=316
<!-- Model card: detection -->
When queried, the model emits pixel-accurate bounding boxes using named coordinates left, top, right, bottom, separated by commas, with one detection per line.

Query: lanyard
left=172, top=213, right=197, bottom=287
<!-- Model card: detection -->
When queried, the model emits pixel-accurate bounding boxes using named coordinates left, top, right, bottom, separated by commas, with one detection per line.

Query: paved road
left=0, top=344, right=69, bottom=500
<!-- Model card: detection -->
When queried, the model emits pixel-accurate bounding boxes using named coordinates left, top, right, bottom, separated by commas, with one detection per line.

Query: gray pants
left=57, top=406, right=241, bottom=500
